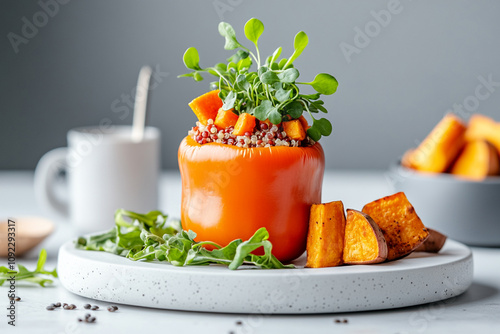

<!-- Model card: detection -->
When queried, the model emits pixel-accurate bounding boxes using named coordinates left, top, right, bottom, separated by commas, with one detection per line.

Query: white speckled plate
left=58, top=239, right=472, bottom=314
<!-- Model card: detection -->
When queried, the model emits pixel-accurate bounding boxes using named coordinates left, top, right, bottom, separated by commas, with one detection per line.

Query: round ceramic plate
left=58, top=239, right=473, bottom=314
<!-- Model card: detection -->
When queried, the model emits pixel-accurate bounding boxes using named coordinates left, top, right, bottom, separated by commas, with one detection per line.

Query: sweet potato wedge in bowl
left=362, top=192, right=429, bottom=261
left=343, top=210, right=387, bottom=265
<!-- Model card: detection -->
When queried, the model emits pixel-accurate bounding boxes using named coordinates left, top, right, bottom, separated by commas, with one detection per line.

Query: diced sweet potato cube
left=214, top=108, right=239, bottom=129
left=343, top=210, right=387, bottom=264
left=188, top=90, right=223, bottom=125
left=414, top=228, right=447, bottom=253
left=465, top=114, right=500, bottom=155
left=306, top=201, right=346, bottom=268
left=362, top=192, right=429, bottom=261
left=405, top=113, right=467, bottom=173
left=298, top=115, right=310, bottom=130
left=283, top=119, right=306, bottom=141
left=451, top=140, right=500, bottom=180
left=233, top=113, right=256, bottom=136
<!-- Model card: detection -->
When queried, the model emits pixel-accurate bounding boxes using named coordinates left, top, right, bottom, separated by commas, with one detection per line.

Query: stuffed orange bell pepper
left=179, top=135, right=325, bottom=262
left=178, top=18, right=338, bottom=262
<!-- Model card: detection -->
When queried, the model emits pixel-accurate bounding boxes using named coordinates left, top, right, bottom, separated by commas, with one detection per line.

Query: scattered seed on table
left=78, top=318, right=83, bottom=322
left=46, top=306, right=55, bottom=311
left=70, top=304, right=77, bottom=309
left=235, top=321, right=243, bottom=326
left=91, top=306, right=99, bottom=311
left=85, top=314, right=91, bottom=319
left=54, top=302, right=61, bottom=307
left=63, top=303, right=68, bottom=307
left=343, top=319, right=349, bottom=323
left=107, top=307, right=115, bottom=312
left=14, top=297, right=21, bottom=301
left=89, top=317, right=96, bottom=323
left=111, top=305, right=118, bottom=311
left=84, top=304, right=91, bottom=309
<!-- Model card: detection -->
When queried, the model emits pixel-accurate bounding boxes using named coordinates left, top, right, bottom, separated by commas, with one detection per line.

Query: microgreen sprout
left=178, top=18, right=339, bottom=142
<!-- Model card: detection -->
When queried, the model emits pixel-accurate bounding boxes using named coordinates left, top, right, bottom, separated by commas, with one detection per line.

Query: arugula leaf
left=76, top=210, right=292, bottom=270
left=0, top=249, right=58, bottom=287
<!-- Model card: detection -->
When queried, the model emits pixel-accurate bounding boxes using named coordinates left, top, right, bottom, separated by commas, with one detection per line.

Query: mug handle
left=34, top=147, right=69, bottom=218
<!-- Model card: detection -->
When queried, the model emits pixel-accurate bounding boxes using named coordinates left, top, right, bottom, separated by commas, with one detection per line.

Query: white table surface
left=1, top=170, right=499, bottom=333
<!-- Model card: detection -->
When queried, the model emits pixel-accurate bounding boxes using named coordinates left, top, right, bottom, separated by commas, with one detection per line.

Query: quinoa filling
left=188, top=119, right=315, bottom=148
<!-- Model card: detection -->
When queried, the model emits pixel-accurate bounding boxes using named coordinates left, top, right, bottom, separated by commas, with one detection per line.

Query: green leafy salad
left=76, top=210, right=293, bottom=270
left=0, top=249, right=58, bottom=287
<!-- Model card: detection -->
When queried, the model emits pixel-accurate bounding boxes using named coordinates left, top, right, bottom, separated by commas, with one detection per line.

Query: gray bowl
left=388, top=163, right=500, bottom=246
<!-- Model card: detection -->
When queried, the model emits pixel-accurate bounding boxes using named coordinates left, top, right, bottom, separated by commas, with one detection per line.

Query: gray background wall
left=1, top=0, right=500, bottom=170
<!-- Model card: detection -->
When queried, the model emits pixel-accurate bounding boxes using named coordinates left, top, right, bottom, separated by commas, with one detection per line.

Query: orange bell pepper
left=178, top=136, right=325, bottom=262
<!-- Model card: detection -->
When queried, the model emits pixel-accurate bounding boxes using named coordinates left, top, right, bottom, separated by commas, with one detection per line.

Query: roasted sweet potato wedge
left=306, top=201, right=346, bottom=268
left=362, top=192, right=429, bottom=261
left=343, top=209, right=387, bottom=264
left=414, top=228, right=447, bottom=253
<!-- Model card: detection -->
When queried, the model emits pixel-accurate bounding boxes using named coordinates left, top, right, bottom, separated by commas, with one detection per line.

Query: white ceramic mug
left=34, top=125, right=160, bottom=234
